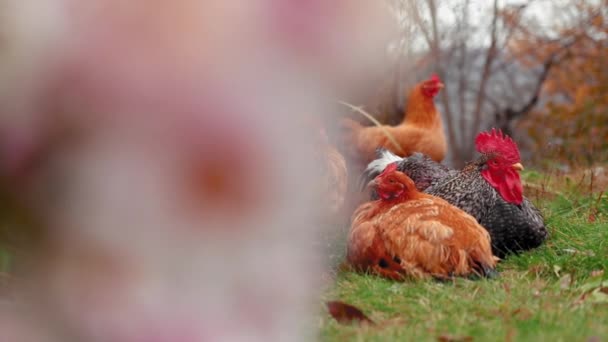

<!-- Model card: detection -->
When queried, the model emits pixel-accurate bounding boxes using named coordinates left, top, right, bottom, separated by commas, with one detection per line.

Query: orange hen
left=347, top=163, right=497, bottom=280
left=341, top=75, right=447, bottom=163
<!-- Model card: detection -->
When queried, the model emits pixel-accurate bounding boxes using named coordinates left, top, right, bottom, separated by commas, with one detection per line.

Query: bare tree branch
left=457, top=0, right=471, bottom=143
left=423, top=0, right=462, bottom=163
left=466, top=0, right=499, bottom=156
left=493, top=51, right=559, bottom=136
left=409, top=0, right=433, bottom=49
left=502, top=66, right=526, bottom=102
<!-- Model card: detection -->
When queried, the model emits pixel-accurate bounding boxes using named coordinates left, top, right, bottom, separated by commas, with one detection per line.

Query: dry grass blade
left=326, top=300, right=375, bottom=325
left=337, top=100, right=405, bottom=155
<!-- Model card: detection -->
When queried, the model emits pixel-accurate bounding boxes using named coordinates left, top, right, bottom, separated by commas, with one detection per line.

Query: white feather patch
left=366, top=149, right=403, bottom=174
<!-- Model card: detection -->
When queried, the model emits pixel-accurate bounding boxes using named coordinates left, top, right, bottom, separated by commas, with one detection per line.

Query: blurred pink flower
left=0, top=0, right=391, bottom=341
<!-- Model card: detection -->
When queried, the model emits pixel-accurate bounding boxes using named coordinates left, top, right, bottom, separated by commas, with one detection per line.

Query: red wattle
left=481, top=168, right=523, bottom=205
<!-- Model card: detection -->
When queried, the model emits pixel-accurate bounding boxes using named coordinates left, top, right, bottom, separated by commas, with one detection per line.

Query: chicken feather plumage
left=340, top=75, right=447, bottom=164
left=348, top=164, right=498, bottom=280
left=361, top=129, right=548, bottom=258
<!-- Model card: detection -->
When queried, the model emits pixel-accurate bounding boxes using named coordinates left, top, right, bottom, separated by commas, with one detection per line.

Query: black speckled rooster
left=361, top=129, right=547, bottom=258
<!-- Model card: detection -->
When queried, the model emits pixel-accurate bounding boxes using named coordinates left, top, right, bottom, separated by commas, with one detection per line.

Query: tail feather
left=358, top=148, right=403, bottom=191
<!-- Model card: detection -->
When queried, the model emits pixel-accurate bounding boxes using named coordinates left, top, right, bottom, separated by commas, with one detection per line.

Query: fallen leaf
left=437, top=334, right=473, bottom=342
left=326, top=301, right=375, bottom=325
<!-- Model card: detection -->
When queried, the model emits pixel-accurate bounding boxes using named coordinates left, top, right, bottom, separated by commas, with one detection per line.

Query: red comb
left=429, top=74, right=441, bottom=82
left=379, top=162, right=398, bottom=177
left=475, top=128, right=520, bottom=163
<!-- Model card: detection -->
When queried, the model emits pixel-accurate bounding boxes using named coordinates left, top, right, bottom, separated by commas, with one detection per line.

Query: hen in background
left=362, top=129, right=548, bottom=258
left=348, top=163, right=497, bottom=280
left=340, top=74, right=446, bottom=164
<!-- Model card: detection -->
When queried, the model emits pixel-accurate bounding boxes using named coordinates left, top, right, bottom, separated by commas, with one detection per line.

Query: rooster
left=347, top=163, right=497, bottom=280
left=341, top=74, right=446, bottom=163
left=361, top=129, right=548, bottom=258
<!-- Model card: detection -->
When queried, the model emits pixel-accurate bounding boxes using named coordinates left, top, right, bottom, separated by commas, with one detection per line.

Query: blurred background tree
left=512, top=0, right=608, bottom=169
left=357, top=0, right=607, bottom=168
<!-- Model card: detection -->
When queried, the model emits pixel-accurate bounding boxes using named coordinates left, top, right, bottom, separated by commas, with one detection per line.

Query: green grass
left=319, top=176, right=608, bottom=341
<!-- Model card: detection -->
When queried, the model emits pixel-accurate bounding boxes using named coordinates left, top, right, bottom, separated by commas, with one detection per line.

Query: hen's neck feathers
left=462, top=160, right=483, bottom=173
left=377, top=189, right=422, bottom=205
left=402, top=86, right=440, bottom=126
left=465, top=154, right=508, bottom=177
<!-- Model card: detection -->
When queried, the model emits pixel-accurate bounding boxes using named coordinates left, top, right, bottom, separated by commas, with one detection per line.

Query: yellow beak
left=512, top=163, right=524, bottom=171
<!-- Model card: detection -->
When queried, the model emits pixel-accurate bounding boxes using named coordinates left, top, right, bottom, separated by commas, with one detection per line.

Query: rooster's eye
left=389, top=179, right=395, bottom=184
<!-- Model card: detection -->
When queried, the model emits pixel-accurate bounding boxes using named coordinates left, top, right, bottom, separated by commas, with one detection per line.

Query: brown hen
left=341, top=74, right=447, bottom=164
left=347, top=163, right=497, bottom=280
